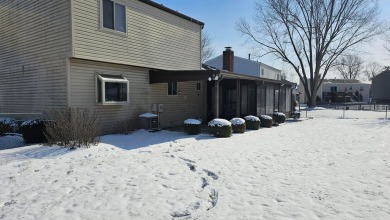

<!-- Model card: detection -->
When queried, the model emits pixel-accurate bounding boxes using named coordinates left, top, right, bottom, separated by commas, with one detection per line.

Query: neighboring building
left=205, top=50, right=282, bottom=80
left=372, top=68, right=390, bottom=103
left=298, top=79, right=371, bottom=103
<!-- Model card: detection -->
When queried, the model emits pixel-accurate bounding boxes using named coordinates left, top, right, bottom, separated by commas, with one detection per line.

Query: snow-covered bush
left=45, top=107, right=100, bottom=148
left=244, top=115, right=260, bottom=130
left=184, top=119, right=201, bottom=135
left=230, top=118, right=246, bottom=133
left=208, top=119, right=232, bottom=138
left=260, top=115, right=273, bottom=128
left=20, top=119, right=47, bottom=144
left=0, top=117, right=17, bottom=134
left=291, top=111, right=301, bottom=119
left=273, top=112, right=286, bottom=124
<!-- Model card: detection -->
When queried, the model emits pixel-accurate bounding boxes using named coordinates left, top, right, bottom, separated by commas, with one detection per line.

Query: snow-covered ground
left=0, top=109, right=389, bottom=220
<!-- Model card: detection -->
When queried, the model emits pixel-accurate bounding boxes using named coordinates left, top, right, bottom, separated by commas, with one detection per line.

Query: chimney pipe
left=223, top=47, right=234, bottom=72
left=248, top=54, right=251, bottom=60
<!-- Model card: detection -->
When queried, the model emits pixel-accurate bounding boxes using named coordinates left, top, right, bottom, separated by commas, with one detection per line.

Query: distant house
left=298, top=79, right=371, bottom=103
left=205, top=50, right=282, bottom=80
left=372, top=68, right=390, bottom=103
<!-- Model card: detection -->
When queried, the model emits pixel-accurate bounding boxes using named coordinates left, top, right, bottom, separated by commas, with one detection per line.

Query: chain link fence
left=0, top=113, right=45, bottom=150
left=296, top=104, right=389, bottom=120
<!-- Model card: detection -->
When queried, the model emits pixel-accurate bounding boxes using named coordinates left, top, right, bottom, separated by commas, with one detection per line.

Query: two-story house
left=205, top=49, right=283, bottom=80
left=1, top=0, right=207, bottom=134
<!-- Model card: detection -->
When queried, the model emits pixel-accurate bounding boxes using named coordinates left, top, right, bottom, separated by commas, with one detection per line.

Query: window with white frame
left=102, top=0, right=126, bottom=33
left=330, top=86, right=337, bottom=92
left=196, top=82, right=202, bottom=91
left=168, top=82, right=177, bottom=95
left=96, top=73, right=129, bottom=104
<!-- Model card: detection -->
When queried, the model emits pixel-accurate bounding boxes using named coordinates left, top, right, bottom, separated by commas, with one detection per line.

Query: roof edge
left=138, top=0, right=204, bottom=28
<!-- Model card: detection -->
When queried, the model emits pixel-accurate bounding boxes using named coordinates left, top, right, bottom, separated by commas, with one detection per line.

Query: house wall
left=72, top=0, right=201, bottom=70
left=372, top=72, right=390, bottom=101
left=259, top=63, right=281, bottom=80
left=69, top=59, right=207, bottom=134
left=0, top=0, right=71, bottom=112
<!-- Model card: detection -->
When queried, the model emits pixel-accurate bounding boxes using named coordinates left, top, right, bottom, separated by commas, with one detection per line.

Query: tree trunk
left=308, top=95, right=317, bottom=107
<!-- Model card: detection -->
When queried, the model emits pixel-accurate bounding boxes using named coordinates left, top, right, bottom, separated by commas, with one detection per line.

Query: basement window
left=96, top=74, right=129, bottom=104
left=102, top=0, right=126, bottom=33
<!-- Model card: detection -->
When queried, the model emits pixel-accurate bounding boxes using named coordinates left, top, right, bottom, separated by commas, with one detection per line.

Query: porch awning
left=149, top=69, right=295, bottom=86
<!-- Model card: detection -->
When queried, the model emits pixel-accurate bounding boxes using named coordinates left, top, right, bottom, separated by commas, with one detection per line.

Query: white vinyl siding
left=0, top=0, right=71, bottom=113
left=72, top=0, right=201, bottom=70
left=70, top=59, right=207, bottom=134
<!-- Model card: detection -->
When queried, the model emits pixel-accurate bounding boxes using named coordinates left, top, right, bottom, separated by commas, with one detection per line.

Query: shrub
left=0, top=117, right=17, bottom=135
left=208, top=119, right=232, bottom=138
left=273, top=112, right=286, bottom=124
left=244, top=115, right=260, bottom=130
left=20, top=119, right=47, bottom=144
left=45, top=107, right=100, bottom=148
left=230, top=118, right=246, bottom=133
left=260, top=115, right=273, bottom=128
left=184, top=119, right=201, bottom=135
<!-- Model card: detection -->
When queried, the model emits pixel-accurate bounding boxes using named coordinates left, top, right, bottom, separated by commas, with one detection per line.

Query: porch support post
left=215, top=80, right=220, bottom=118
left=236, top=79, right=241, bottom=117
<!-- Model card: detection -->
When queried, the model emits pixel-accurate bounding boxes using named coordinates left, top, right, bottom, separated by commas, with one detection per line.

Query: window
left=196, top=82, right=202, bottom=91
left=261, top=68, right=265, bottom=75
left=168, top=82, right=177, bottom=95
left=102, top=0, right=126, bottom=33
left=360, top=86, right=364, bottom=91
left=330, top=86, right=337, bottom=92
left=96, top=74, right=129, bottom=104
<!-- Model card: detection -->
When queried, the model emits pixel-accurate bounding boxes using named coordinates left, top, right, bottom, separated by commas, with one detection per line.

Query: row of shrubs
left=0, top=107, right=100, bottom=148
left=184, top=112, right=286, bottom=138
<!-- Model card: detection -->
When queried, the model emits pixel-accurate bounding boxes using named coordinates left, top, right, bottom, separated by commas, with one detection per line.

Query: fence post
left=386, top=106, right=388, bottom=120
left=374, top=104, right=376, bottom=111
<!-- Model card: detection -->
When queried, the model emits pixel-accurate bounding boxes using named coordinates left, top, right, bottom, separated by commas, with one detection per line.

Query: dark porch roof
left=149, top=69, right=296, bottom=86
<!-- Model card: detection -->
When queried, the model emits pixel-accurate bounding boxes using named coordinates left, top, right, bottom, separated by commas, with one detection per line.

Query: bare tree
left=237, top=0, right=384, bottom=106
left=201, top=31, right=215, bottom=63
left=364, top=61, right=382, bottom=80
left=335, top=54, right=363, bottom=79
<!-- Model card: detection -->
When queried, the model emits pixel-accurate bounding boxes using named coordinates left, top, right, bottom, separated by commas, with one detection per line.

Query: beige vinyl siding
left=0, top=0, right=71, bottom=112
left=72, top=0, right=201, bottom=70
left=70, top=59, right=206, bottom=134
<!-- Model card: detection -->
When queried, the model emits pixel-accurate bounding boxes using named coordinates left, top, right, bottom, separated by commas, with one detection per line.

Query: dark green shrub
left=273, top=112, right=286, bottom=124
left=260, top=115, right=273, bottom=128
left=230, top=118, right=246, bottom=133
left=0, top=117, right=17, bottom=135
left=244, top=115, right=260, bottom=130
left=20, top=119, right=47, bottom=144
left=208, top=119, right=232, bottom=138
left=184, top=119, right=201, bottom=135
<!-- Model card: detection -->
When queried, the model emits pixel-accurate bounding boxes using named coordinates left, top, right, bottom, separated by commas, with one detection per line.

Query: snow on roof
left=230, top=118, right=245, bottom=125
left=208, top=118, right=231, bottom=127
left=139, top=113, right=158, bottom=118
left=244, top=115, right=260, bottom=122
left=184, top=119, right=201, bottom=125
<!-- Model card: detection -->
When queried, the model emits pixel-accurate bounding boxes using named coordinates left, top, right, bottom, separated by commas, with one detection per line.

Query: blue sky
left=154, top=0, right=390, bottom=81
